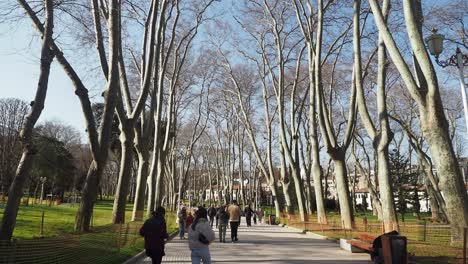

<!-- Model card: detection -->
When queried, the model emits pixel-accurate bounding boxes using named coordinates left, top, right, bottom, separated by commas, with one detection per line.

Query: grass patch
left=0, top=199, right=178, bottom=263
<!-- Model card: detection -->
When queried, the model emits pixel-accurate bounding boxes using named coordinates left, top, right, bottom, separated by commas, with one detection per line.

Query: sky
left=0, top=0, right=466, bottom=145
left=0, top=21, right=88, bottom=140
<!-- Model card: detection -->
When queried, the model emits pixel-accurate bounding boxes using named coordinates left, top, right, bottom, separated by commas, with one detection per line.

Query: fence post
left=423, top=220, right=427, bottom=242
left=117, top=223, right=123, bottom=252
left=40, top=210, right=45, bottom=237
left=342, top=220, right=346, bottom=237
left=463, top=227, right=467, bottom=264
left=363, top=216, right=368, bottom=233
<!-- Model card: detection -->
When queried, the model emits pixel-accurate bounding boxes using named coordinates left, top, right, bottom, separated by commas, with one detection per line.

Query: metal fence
left=0, top=203, right=179, bottom=264
left=0, top=222, right=144, bottom=264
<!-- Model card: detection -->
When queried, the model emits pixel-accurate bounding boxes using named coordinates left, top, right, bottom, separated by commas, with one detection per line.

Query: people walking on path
left=244, top=205, right=254, bottom=227
left=253, top=210, right=257, bottom=225
left=207, top=205, right=217, bottom=228
left=256, top=208, right=263, bottom=223
left=188, top=207, right=216, bottom=264
left=178, top=206, right=188, bottom=239
left=215, top=206, right=220, bottom=228
left=186, top=211, right=194, bottom=229
left=228, top=200, right=241, bottom=242
left=139, top=207, right=169, bottom=264
left=217, top=205, right=230, bottom=243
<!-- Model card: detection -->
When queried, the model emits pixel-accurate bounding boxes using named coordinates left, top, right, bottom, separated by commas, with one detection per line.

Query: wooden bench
left=346, top=233, right=377, bottom=253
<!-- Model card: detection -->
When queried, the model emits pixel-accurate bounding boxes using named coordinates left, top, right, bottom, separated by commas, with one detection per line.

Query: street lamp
left=425, top=28, right=468, bottom=135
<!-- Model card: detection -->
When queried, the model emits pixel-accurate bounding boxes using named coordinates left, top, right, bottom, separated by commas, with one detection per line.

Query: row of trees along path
left=0, top=0, right=467, bottom=245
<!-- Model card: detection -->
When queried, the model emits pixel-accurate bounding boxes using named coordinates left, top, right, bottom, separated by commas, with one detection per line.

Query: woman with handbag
left=188, top=207, right=215, bottom=264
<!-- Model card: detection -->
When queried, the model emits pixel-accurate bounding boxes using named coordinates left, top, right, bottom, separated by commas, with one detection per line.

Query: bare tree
left=353, top=0, right=398, bottom=232
left=0, top=98, right=29, bottom=195
left=369, top=0, right=468, bottom=241
left=0, top=0, right=55, bottom=240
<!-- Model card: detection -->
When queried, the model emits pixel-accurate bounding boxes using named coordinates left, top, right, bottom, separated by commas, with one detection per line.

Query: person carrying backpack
left=188, top=207, right=216, bottom=264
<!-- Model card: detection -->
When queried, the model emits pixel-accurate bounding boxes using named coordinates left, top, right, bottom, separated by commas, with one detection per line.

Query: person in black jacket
left=140, top=207, right=169, bottom=264
left=207, top=205, right=217, bottom=227
left=244, top=205, right=254, bottom=227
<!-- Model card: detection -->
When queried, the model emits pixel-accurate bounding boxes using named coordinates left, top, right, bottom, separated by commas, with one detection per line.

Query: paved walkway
left=138, top=220, right=370, bottom=264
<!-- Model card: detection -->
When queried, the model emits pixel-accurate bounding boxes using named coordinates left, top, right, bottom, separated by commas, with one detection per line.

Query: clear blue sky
left=0, top=20, right=92, bottom=140
left=0, top=0, right=465, bottom=143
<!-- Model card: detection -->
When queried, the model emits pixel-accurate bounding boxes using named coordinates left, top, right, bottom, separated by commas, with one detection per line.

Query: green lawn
left=0, top=199, right=178, bottom=263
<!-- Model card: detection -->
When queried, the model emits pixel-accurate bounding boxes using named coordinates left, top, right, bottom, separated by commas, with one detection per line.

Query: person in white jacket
left=188, top=207, right=216, bottom=264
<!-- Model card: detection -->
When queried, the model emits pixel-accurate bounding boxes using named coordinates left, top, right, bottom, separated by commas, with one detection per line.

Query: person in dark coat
left=186, top=211, right=194, bottom=229
left=215, top=206, right=220, bottom=228
left=244, top=205, right=254, bottom=227
left=217, top=205, right=230, bottom=243
left=140, top=207, right=169, bottom=264
left=207, top=205, right=217, bottom=227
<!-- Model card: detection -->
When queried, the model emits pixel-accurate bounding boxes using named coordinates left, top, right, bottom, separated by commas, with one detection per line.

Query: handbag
left=198, top=233, right=210, bottom=244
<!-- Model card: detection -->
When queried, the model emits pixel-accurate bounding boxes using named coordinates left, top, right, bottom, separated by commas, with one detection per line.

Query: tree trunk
left=280, top=147, right=292, bottom=213
left=75, top=0, right=120, bottom=232
left=304, top=169, right=314, bottom=215
left=154, top=149, right=167, bottom=208
left=376, top=149, right=398, bottom=230
left=112, top=123, right=135, bottom=224
left=353, top=0, right=397, bottom=232
left=369, top=0, right=468, bottom=242
left=332, top=155, right=354, bottom=229
left=132, top=147, right=149, bottom=221
left=270, top=183, right=281, bottom=218
left=312, top=161, right=327, bottom=224
left=0, top=0, right=54, bottom=240
left=146, top=149, right=157, bottom=216
left=75, top=161, right=103, bottom=231
left=421, top=117, right=468, bottom=240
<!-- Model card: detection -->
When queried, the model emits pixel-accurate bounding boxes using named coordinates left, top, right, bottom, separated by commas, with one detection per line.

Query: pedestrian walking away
left=186, top=211, right=194, bottom=229
left=253, top=211, right=257, bottom=225
left=257, top=208, right=263, bottom=223
left=139, top=207, right=169, bottom=264
left=177, top=206, right=188, bottom=239
left=188, top=206, right=216, bottom=264
left=228, top=200, right=241, bottom=242
left=217, top=205, right=230, bottom=243
left=244, top=205, right=254, bottom=227
left=207, top=205, right=217, bottom=228
left=215, top=206, right=220, bottom=228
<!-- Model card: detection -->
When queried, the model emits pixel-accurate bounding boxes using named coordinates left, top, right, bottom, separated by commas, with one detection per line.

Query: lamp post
left=425, top=28, right=468, bottom=135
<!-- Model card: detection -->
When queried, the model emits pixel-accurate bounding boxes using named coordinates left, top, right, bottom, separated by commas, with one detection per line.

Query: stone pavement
left=137, top=219, right=371, bottom=264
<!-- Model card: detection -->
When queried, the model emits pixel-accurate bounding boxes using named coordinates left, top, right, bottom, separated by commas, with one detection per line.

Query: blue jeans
left=179, top=222, right=185, bottom=237
left=191, top=247, right=211, bottom=264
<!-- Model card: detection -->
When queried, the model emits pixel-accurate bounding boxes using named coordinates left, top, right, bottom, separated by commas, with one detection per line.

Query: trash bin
left=269, top=215, right=276, bottom=225
left=382, top=235, right=407, bottom=264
